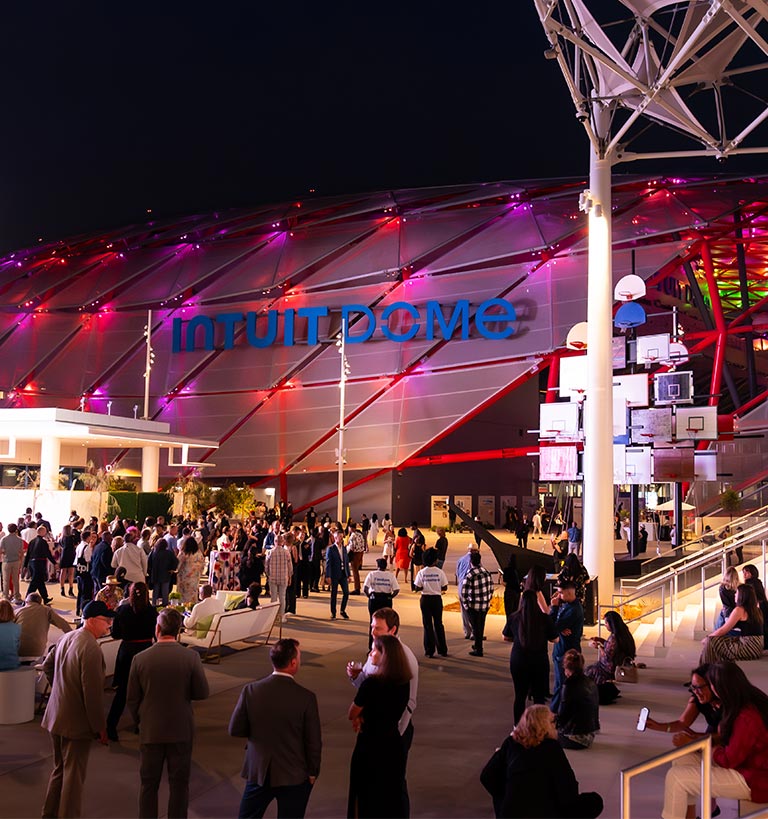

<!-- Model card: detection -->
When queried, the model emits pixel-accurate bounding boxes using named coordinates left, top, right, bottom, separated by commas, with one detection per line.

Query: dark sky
left=1, top=1, right=764, bottom=254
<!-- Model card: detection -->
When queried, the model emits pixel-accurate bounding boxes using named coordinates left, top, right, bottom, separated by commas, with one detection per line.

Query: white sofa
left=181, top=602, right=279, bottom=662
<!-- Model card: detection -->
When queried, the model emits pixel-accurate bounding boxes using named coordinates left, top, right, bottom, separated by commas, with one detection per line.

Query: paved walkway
left=2, top=533, right=767, bottom=818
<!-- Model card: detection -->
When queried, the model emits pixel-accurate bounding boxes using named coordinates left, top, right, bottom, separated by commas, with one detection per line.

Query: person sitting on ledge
left=586, top=610, right=636, bottom=705
left=662, top=661, right=768, bottom=819
left=556, top=649, right=600, bottom=750
left=700, top=584, right=763, bottom=664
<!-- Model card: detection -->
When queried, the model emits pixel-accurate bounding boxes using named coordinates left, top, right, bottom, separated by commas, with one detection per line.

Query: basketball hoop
left=569, top=341, right=587, bottom=350
left=640, top=433, right=655, bottom=438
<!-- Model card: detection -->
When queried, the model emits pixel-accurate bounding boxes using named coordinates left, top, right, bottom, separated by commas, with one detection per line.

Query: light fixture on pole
left=143, top=309, right=155, bottom=419
left=336, top=316, right=351, bottom=523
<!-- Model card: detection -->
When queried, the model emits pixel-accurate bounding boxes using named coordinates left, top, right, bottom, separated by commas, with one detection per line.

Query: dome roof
left=2, top=174, right=767, bottom=478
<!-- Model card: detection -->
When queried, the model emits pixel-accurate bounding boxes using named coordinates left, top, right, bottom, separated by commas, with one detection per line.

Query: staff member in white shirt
left=413, top=548, right=449, bottom=658
left=363, top=559, right=400, bottom=648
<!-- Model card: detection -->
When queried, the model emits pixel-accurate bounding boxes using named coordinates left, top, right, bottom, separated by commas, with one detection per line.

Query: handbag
left=615, top=659, right=638, bottom=683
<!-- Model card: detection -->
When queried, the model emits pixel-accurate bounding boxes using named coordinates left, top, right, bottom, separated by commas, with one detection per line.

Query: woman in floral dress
left=176, top=536, right=206, bottom=605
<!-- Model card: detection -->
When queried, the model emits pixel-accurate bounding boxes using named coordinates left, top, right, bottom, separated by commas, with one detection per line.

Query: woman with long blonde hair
left=715, top=566, right=739, bottom=629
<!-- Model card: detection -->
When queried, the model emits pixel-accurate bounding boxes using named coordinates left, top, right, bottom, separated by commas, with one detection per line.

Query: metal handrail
left=621, top=736, right=712, bottom=819
left=595, top=508, right=768, bottom=644
left=623, top=504, right=768, bottom=591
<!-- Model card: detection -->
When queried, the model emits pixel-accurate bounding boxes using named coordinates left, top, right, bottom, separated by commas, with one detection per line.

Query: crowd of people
left=2, top=501, right=768, bottom=819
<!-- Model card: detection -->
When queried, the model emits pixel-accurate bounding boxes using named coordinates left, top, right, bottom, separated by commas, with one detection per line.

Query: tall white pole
left=336, top=320, right=347, bottom=523
left=583, top=130, right=616, bottom=607
left=143, top=309, right=152, bottom=420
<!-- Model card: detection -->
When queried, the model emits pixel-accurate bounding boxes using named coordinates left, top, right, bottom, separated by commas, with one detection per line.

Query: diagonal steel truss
left=533, top=0, right=768, bottom=162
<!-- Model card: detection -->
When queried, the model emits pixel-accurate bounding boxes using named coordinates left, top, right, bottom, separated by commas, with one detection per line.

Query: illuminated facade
left=2, top=175, right=768, bottom=512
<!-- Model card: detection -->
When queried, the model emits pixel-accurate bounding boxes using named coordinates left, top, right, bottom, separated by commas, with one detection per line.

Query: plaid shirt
left=265, top=545, right=293, bottom=584
left=461, top=566, right=494, bottom=611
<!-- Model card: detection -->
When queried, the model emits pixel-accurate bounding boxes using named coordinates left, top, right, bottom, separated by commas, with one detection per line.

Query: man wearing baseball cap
left=41, top=600, right=115, bottom=818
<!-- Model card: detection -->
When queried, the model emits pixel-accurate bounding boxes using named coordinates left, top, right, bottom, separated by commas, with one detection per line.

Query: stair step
left=675, top=604, right=702, bottom=642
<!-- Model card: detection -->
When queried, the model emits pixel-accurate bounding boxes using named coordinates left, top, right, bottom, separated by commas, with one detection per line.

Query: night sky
left=2, top=1, right=765, bottom=254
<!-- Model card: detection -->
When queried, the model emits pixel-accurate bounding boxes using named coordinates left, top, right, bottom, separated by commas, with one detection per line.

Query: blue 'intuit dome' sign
left=172, top=299, right=517, bottom=352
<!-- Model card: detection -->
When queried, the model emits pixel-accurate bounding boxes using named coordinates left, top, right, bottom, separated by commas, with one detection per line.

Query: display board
left=454, top=495, right=472, bottom=516
left=431, top=496, right=450, bottom=529
left=500, top=495, right=518, bottom=527
left=478, top=495, right=496, bottom=528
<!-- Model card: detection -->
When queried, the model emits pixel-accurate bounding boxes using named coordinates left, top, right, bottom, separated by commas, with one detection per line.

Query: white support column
left=582, top=149, right=616, bottom=607
left=141, top=446, right=160, bottom=493
left=39, top=437, right=61, bottom=491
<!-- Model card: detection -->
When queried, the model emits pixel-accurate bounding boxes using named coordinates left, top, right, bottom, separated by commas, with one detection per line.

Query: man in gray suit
left=41, top=599, right=114, bottom=819
left=127, top=607, right=209, bottom=819
left=229, top=638, right=322, bottom=818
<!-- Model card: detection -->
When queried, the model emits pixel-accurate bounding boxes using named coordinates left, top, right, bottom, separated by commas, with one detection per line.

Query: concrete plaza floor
left=2, top=532, right=767, bottom=819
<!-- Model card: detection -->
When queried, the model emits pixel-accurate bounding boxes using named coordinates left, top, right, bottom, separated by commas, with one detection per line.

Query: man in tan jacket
left=15, top=592, right=71, bottom=658
left=41, top=600, right=114, bottom=818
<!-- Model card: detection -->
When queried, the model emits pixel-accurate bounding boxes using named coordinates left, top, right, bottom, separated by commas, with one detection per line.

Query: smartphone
left=636, top=706, right=649, bottom=732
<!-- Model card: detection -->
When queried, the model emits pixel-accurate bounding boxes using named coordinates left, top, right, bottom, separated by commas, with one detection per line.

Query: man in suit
left=228, top=638, right=322, bottom=819
left=41, top=599, right=114, bottom=818
left=127, top=607, right=209, bottom=819
left=324, top=529, right=351, bottom=620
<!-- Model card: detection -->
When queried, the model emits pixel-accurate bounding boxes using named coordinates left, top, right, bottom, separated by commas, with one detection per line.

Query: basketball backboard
left=675, top=406, right=718, bottom=441
left=539, top=445, right=579, bottom=481
left=539, top=402, right=581, bottom=441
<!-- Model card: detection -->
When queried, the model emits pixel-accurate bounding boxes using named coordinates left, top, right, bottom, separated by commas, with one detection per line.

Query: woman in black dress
left=57, top=524, right=79, bottom=598
left=347, top=634, right=412, bottom=818
left=106, top=582, right=158, bottom=741
left=501, top=554, right=520, bottom=638
left=508, top=589, right=558, bottom=723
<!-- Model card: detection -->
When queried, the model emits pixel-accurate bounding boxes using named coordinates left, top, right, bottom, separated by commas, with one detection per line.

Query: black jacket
left=557, top=671, right=600, bottom=736
left=481, top=736, right=581, bottom=818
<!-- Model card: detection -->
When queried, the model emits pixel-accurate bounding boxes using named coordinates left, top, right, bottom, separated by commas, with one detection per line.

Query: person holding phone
left=640, top=663, right=721, bottom=743
left=640, top=665, right=723, bottom=818
left=662, top=661, right=768, bottom=819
